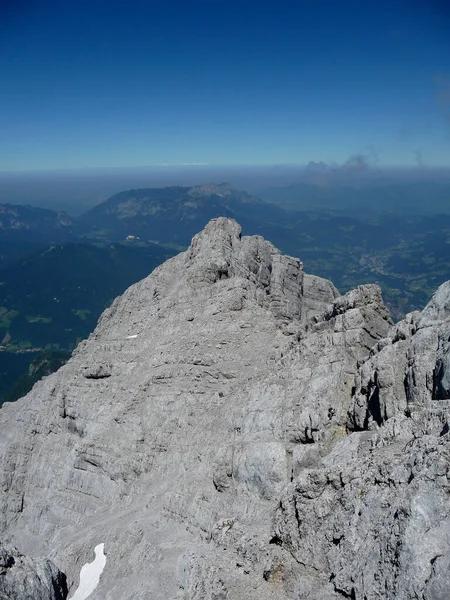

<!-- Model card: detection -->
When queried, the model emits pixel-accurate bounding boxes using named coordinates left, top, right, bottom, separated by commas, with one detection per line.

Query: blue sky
left=1, top=0, right=449, bottom=170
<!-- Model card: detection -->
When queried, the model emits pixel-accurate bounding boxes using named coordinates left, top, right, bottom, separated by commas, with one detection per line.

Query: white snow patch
left=70, top=543, right=106, bottom=600
left=126, top=334, right=138, bottom=339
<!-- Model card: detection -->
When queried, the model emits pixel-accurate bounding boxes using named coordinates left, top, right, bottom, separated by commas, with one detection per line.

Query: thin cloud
left=342, top=149, right=380, bottom=172
left=303, top=151, right=382, bottom=185
left=305, top=161, right=329, bottom=173
left=306, top=151, right=380, bottom=175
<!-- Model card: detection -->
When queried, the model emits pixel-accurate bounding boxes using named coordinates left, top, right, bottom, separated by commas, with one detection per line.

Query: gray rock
left=349, top=279, right=450, bottom=433
left=0, top=544, right=67, bottom=600
left=0, top=217, right=449, bottom=600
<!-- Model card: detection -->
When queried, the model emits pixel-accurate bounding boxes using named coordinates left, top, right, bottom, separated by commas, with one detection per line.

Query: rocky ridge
left=0, top=217, right=449, bottom=599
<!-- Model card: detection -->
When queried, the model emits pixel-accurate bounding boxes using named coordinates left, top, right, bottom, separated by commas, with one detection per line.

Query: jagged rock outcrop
left=0, top=544, right=67, bottom=600
left=0, top=218, right=449, bottom=599
left=350, top=280, right=450, bottom=433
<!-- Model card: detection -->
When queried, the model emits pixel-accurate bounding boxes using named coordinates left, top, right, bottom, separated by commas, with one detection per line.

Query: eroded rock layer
left=0, top=218, right=449, bottom=599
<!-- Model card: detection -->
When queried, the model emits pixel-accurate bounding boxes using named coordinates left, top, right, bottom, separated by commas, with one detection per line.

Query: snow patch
left=126, top=334, right=138, bottom=339
left=70, top=543, right=106, bottom=600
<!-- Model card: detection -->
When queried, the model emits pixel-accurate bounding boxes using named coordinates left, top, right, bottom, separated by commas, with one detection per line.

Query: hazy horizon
left=1, top=163, right=449, bottom=215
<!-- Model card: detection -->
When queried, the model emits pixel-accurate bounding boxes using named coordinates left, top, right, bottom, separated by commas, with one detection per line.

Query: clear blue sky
left=1, top=0, right=449, bottom=170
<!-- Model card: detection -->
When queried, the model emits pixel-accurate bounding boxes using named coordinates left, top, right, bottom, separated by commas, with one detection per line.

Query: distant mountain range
left=0, top=204, right=74, bottom=241
left=1, top=182, right=450, bottom=402
left=0, top=204, right=75, bottom=267
left=0, top=184, right=284, bottom=263
left=76, top=183, right=287, bottom=245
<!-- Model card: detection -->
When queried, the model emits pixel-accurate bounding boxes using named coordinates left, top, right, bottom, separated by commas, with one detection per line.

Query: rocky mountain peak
left=187, top=183, right=234, bottom=198
left=418, top=280, right=450, bottom=328
left=1, top=219, right=450, bottom=600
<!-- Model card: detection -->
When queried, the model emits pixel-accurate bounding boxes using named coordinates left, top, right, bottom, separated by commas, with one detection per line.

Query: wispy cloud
left=339, top=150, right=380, bottom=173
left=303, top=150, right=383, bottom=185
left=342, top=148, right=380, bottom=172
left=305, top=149, right=380, bottom=177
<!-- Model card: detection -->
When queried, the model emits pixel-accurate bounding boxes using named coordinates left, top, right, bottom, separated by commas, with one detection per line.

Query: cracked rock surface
left=0, top=544, right=67, bottom=600
left=0, top=217, right=449, bottom=599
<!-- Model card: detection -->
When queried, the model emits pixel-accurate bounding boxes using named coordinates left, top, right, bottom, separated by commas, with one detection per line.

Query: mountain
left=1, top=218, right=450, bottom=599
left=0, top=204, right=73, bottom=242
left=0, top=204, right=75, bottom=268
left=3, top=186, right=450, bottom=329
left=76, top=185, right=450, bottom=319
left=77, top=183, right=288, bottom=245
left=0, top=183, right=449, bottom=401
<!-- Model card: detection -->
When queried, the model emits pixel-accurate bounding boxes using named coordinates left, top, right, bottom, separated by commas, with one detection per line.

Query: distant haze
left=0, top=165, right=450, bottom=215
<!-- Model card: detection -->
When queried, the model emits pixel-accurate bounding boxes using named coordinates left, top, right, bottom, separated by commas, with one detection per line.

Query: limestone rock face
left=0, top=217, right=449, bottom=599
left=0, top=544, right=67, bottom=600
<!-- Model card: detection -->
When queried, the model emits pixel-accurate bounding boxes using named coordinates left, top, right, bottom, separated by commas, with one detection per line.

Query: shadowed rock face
left=0, top=217, right=449, bottom=599
left=0, top=545, right=67, bottom=600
